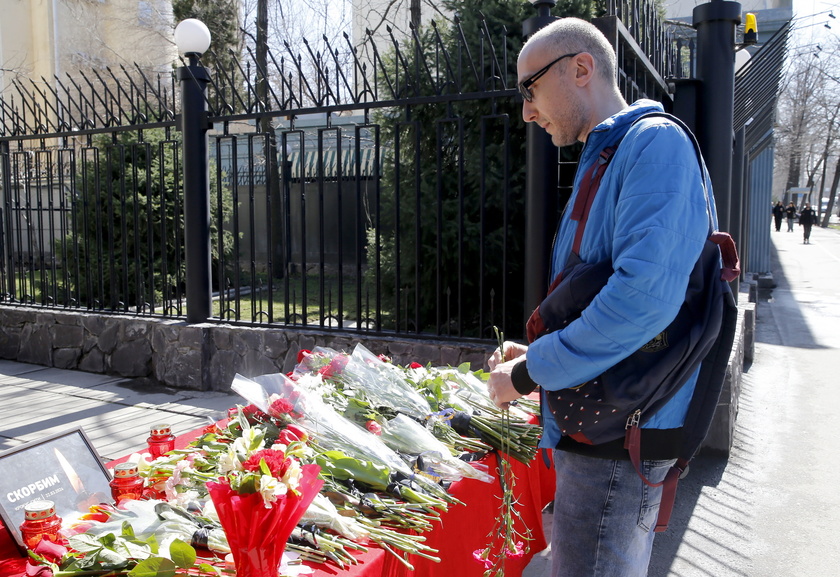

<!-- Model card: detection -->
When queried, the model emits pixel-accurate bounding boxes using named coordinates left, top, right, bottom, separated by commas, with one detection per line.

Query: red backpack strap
left=569, top=146, right=617, bottom=255
left=526, top=145, right=619, bottom=343
left=624, top=413, right=688, bottom=532
left=709, top=231, right=741, bottom=282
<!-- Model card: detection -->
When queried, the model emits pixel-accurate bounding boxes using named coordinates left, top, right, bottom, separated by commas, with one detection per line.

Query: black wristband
left=511, top=360, right=539, bottom=395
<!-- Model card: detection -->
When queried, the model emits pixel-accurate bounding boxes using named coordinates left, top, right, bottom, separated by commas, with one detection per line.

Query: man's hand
left=487, top=357, right=526, bottom=409
left=488, top=341, right=528, bottom=370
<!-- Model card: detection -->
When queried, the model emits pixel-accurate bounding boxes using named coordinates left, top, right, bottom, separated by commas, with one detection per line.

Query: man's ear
left=573, top=52, right=596, bottom=87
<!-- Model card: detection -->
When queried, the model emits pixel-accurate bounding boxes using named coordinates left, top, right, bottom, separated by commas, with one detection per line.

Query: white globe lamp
left=174, top=19, right=211, bottom=56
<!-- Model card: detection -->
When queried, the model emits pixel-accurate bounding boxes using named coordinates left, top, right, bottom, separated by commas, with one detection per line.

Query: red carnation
left=240, top=404, right=267, bottom=422
left=319, top=354, right=349, bottom=378
left=242, top=449, right=291, bottom=478
left=268, top=397, right=295, bottom=418
left=365, top=420, right=382, bottom=435
left=409, top=362, right=423, bottom=369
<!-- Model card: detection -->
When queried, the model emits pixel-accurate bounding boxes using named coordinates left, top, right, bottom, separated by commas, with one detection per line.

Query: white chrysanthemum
left=295, top=372, right=325, bottom=392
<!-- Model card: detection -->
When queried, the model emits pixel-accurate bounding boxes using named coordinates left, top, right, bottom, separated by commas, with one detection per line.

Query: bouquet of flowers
left=205, top=436, right=323, bottom=577
left=291, top=346, right=542, bottom=464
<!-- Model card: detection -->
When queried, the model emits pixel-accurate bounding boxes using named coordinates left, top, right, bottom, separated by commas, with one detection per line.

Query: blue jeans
left=551, top=449, right=675, bottom=577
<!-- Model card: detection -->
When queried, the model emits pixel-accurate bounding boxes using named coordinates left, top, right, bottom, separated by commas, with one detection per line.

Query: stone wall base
left=701, top=299, right=755, bottom=455
left=1, top=302, right=750, bottom=456
left=0, top=307, right=493, bottom=391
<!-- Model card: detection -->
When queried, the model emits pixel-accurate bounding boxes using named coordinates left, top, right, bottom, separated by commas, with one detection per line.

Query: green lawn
left=213, top=274, right=390, bottom=327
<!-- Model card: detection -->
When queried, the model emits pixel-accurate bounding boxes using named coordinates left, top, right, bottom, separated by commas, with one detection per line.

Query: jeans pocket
left=637, top=459, right=676, bottom=532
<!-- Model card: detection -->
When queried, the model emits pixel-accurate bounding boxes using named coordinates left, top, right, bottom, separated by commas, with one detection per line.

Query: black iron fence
left=0, top=1, right=694, bottom=343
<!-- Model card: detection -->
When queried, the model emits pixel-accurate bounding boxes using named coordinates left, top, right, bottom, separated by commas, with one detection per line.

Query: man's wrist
left=511, top=360, right=539, bottom=395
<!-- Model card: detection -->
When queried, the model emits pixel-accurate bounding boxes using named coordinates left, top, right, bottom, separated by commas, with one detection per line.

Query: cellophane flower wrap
left=206, top=445, right=323, bottom=577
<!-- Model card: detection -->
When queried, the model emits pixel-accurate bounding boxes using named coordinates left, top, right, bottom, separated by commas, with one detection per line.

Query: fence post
left=522, top=0, right=558, bottom=324
left=0, top=140, right=11, bottom=298
left=175, top=20, right=213, bottom=324
left=731, top=125, right=745, bottom=296
left=692, top=0, right=741, bottom=233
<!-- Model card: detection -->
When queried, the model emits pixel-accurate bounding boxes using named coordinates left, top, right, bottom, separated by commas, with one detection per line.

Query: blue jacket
left=528, top=100, right=718, bottom=449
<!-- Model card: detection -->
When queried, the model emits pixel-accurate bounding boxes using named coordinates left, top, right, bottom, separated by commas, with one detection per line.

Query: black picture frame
left=0, top=427, right=113, bottom=553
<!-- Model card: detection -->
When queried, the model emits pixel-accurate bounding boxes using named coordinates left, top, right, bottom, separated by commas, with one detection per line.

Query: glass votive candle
left=147, top=424, right=176, bottom=459
left=110, top=462, right=145, bottom=504
left=19, top=499, right=62, bottom=550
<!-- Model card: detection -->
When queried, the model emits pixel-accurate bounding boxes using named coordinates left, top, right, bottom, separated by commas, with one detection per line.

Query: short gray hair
left=524, top=18, right=617, bottom=84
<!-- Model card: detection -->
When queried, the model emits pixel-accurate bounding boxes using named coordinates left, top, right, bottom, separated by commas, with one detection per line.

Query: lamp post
left=174, top=19, right=212, bottom=323
left=522, top=0, right=558, bottom=323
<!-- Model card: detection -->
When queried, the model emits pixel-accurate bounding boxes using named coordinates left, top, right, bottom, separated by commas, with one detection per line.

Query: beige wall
left=1, top=0, right=176, bottom=99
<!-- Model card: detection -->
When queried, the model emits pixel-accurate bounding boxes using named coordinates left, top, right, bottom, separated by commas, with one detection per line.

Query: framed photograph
left=0, top=427, right=113, bottom=552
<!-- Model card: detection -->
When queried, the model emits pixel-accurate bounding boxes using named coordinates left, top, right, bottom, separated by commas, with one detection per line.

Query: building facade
left=0, top=0, right=176, bottom=98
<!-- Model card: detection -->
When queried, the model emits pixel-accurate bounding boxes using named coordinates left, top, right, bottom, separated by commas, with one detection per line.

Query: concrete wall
left=0, top=306, right=493, bottom=392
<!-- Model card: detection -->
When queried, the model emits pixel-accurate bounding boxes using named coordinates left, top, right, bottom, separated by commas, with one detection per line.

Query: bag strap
left=534, top=144, right=618, bottom=310
left=569, top=145, right=618, bottom=255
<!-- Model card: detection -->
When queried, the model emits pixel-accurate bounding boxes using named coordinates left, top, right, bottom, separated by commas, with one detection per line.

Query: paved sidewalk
left=1, top=223, right=839, bottom=577
left=0, top=363, right=238, bottom=462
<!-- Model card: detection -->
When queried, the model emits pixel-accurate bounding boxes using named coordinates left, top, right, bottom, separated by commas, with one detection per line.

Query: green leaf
left=121, top=520, right=137, bottom=539
left=113, top=538, right=152, bottom=560
left=198, top=562, right=221, bottom=575
left=169, top=539, right=197, bottom=569
left=90, top=547, right=130, bottom=570
left=146, top=534, right=160, bottom=555
left=316, top=451, right=391, bottom=490
left=237, top=475, right=257, bottom=493
left=259, top=457, right=272, bottom=477
left=67, top=533, right=104, bottom=553
left=128, top=557, right=178, bottom=577
left=457, top=362, right=471, bottom=374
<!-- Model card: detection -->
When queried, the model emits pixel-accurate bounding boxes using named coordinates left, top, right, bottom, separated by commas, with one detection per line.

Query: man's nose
left=522, top=100, right=538, bottom=123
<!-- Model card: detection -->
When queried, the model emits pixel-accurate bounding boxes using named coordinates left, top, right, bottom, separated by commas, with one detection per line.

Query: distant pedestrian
left=772, top=201, right=784, bottom=232
left=785, top=202, right=797, bottom=232
left=799, top=203, right=817, bottom=244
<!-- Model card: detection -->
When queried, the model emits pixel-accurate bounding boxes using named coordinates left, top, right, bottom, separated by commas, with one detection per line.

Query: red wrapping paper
left=207, top=464, right=323, bottom=577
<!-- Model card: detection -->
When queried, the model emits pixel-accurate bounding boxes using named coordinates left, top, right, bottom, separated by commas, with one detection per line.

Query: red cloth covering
left=406, top=451, right=555, bottom=577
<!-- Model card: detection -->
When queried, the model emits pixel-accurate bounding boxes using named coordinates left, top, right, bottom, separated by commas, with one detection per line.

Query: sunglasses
left=518, top=52, right=580, bottom=102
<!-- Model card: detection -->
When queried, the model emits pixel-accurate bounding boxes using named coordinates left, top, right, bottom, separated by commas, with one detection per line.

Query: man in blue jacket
left=486, top=18, right=718, bottom=577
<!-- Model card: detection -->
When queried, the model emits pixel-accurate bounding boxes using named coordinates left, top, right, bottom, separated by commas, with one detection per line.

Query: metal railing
left=0, top=4, right=692, bottom=343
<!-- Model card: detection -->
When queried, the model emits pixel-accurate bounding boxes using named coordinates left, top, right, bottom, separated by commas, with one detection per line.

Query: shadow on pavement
left=647, top=232, right=791, bottom=576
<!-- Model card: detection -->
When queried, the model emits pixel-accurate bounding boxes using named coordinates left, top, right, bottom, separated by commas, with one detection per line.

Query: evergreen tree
left=54, top=126, right=234, bottom=312
left=172, top=0, right=242, bottom=80
left=368, top=0, right=594, bottom=338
